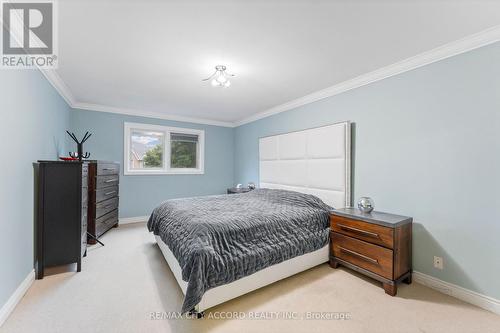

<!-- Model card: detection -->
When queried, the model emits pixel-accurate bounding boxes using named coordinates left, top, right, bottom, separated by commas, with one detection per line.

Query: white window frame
left=124, top=122, right=205, bottom=175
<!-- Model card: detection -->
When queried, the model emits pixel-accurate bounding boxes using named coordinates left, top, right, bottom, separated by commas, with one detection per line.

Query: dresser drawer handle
left=339, top=246, right=379, bottom=264
left=337, top=224, right=379, bottom=238
left=104, top=190, right=117, bottom=196
left=104, top=179, right=118, bottom=183
left=103, top=168, right=117, bottom=171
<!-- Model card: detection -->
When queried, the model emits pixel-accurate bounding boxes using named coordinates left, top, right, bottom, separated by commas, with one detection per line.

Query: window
left=130, top=129, right=165, bottom=170
left=124, top=122, right=204, bottom=175
left=170, top=133, right=198, bottom=168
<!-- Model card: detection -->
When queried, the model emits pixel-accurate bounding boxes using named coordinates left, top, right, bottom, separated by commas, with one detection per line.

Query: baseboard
left=119, top=216, right=149, bottom=225
left=413, top=271, right=500, bottom=315
left=0, top=269, right=35, bottom=327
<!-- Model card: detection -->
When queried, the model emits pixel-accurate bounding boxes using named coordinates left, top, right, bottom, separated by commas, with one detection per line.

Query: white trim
left=119, top=216, right=149, bottom=225
left=413, top=271, right=500, bottom=315
left=234, top=25, right=500, bottom=126
left=37, top=68, right=233, bottom=128
left=39, top=69, right=77, bottom=106
left=36, top=25, right=500, bottom=128
left=123, top=122, right=205, bottom=176
left=37, top=70, right=235, bottom=127
left=73, top=102, right=234, bottom=128
left=37, top=71, right=233, bottom=128
left=0, top=269, right=35, bottom=328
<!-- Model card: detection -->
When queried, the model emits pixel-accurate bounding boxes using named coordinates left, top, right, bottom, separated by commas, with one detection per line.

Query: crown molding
left=234, top=25, right=500, bottom=127
left=39, top=25, right=500, bottom=129
left=72, top=102, right=235, bottom=127
left=40, top=69, right=76, bottom=106
left=39, top=70, right=234, bottom=127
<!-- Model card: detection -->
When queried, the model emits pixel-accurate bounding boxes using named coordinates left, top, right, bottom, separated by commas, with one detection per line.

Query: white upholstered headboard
left=259, top=121, right=351, bottom=208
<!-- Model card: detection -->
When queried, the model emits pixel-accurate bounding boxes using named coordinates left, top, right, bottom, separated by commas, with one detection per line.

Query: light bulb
left=205, top=65, right=234, bottom=88
left=216, top=75, right=227, bottom=84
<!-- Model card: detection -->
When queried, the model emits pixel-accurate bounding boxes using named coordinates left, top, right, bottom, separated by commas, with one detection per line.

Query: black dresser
left=87, top=161, right=120, bottom=244
left=35, top=161, right=88, bottom=279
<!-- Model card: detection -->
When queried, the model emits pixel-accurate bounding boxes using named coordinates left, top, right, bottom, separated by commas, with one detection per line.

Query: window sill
left=124, top=170, right=205, bottom=176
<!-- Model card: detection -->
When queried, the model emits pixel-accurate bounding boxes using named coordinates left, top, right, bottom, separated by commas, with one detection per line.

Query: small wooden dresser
left=87, top=161, right=120, bottom=244
left=35, top=161, right=88, bottom=279
left=330, top=208, right=412, bottom=296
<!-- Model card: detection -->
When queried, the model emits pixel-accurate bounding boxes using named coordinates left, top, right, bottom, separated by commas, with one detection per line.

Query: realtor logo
left=1, top=0, right=57, bottom=68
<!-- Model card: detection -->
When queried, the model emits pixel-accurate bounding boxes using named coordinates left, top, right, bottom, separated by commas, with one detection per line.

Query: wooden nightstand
left=330, top=208, right=412, bottom=296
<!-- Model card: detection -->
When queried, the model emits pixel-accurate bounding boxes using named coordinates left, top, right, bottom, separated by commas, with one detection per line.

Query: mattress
left=147, top=188, right=332, bottom=313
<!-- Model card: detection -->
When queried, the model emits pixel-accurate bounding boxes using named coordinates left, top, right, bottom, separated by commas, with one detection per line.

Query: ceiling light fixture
left=203, top=65, right=234, bottom=88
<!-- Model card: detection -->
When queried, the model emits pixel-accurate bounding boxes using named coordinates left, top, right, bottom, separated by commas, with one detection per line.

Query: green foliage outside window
left=171, top=141, right=197, bottom=168
left=143, top=144, right=163, bottom=167
left=141, top=140, right=197, bottom=169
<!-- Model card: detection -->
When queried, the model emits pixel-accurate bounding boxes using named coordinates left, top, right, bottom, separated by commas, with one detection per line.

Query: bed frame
left=155, top=121, right=351, bottom=313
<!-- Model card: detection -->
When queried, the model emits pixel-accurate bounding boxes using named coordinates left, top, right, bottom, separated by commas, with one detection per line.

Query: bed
left=148, top=121, right=351, bottom=314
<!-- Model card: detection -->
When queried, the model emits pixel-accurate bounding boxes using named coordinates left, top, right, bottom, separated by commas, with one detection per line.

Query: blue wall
left=69, top=109, right=234, bottom=217
left=0, top=71, right=70, bottom=308
left=1, top=42, right=498, bottom=315
left=234, top=42, right=500, bottom=299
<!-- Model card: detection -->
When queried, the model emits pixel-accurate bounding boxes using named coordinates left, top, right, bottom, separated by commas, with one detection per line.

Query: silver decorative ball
left=357, top=197, right=375, bottom=213
left=247, top=182, right=256, bottom=190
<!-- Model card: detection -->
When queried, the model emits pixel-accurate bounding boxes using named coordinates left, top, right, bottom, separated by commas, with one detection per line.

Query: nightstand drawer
left=331, top=215, right=394, bottom=249
left=331, top=232, right=393, bottom=280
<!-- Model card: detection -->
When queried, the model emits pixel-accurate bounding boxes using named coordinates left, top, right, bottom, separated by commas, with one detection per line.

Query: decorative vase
left=357, top=197, right=374, bottom=213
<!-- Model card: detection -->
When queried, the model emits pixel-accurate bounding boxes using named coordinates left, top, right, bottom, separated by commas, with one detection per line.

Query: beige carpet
left=2, top=223, right=499, bottom=333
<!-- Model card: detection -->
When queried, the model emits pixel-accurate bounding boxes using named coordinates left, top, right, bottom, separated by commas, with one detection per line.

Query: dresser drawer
left=96, top=175, right=120, bottom=189
left=331, top=215, right=394, bottom=249
left=95, top=186, right=119, bottom=203
left=95, top=210, right=118, bottom=237
left=331, top=232, right=393, bottom=280
left=95, top=197, right=119, bottom=218
left=96, top=163, right=120, bottom=176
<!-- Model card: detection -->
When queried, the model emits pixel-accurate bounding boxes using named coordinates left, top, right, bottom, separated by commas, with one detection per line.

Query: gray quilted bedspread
left=147, top=188, right=331, bottom=313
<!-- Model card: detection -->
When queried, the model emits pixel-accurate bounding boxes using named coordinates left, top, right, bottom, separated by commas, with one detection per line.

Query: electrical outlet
left=433, top=256, right=444, bottom=270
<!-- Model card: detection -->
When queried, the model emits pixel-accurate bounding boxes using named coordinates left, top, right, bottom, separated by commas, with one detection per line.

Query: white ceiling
left=56, top=0, right=500, bottom=125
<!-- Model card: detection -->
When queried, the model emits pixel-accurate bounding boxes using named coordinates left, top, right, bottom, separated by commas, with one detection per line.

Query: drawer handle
left=339, top=246, right=379, bottom=264
left=103, top=168, right=117, bottom=171
left=105, top=190, right=117, bottom=196
left=337, top=224, right=379, bottom=238
left=104, top=179, right=119, bottom=183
